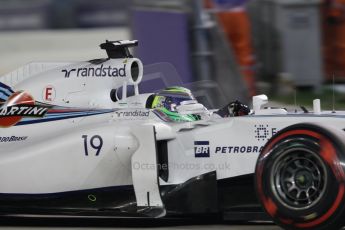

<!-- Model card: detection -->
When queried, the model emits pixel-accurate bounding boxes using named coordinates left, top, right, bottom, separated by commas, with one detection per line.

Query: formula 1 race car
left=1, top=40, right=345, bottom=230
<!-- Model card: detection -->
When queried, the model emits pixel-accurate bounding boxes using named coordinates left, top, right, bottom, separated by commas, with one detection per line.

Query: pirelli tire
left=255, top=123, right=345, bottom=230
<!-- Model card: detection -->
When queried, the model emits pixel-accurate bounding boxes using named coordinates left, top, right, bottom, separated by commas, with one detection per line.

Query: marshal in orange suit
left=206, top=0, right=256, bottom=96
left=323, top=0, right=345, bottom=80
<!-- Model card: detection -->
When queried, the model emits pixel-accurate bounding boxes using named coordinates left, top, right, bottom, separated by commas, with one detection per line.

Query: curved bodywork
left=1, top=41, right=345, bottom=229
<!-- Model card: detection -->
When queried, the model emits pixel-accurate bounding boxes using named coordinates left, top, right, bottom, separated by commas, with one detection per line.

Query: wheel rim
left=270, top=146, right=328, bottom=210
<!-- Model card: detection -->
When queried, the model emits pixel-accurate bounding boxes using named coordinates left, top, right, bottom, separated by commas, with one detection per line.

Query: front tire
left=255, top=123, right=345, bottom=230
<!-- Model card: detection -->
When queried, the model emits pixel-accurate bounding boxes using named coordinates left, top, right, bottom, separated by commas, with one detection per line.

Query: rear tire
left=255, top=123, right=345, bottom=230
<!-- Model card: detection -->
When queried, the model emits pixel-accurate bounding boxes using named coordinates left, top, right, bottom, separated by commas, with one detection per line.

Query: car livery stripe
left=0, top=82, right=14, bottom=102
left=16, top=109, right=115, bottom=126
left=45, top=110, right=107, bottom=117
left=48, top=109, right=94, bottom=113
left=21, top=112, right=100, bottom=120
left=0, top=82, right=14, bottom=93
left=0, top=91, right=11, bottom=101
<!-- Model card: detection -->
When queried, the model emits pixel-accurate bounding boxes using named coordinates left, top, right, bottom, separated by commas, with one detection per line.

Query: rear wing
left=100, top=40, right=138, bottom=59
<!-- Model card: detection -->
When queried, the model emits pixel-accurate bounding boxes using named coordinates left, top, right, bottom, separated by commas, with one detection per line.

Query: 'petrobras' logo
left=194, top=141, right=210, bottom=158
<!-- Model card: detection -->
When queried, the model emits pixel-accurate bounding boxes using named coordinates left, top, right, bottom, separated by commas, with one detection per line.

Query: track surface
left=0, top=218, right=280, bottom=230
left=0, top=226, right=280, bottom=230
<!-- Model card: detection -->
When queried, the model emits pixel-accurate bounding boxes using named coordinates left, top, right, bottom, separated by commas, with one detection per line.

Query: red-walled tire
left=255, top=123, right=345, bottom=230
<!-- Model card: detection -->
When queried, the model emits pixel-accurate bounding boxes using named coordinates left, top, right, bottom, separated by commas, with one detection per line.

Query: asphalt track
left=0, top=226, right=280, bottom=230
left=0, top=218, right=281, bottom=230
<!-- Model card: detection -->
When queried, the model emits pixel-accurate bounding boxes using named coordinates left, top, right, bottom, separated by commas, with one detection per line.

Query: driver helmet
left=151, top=87, right=201, bottom=122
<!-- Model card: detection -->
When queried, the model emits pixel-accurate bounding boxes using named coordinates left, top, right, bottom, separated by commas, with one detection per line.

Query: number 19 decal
left=82, top=135, right=103, bottom=156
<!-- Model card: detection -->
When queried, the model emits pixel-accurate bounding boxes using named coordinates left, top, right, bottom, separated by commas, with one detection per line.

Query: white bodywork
left=1, top=54, right=345, bottom=212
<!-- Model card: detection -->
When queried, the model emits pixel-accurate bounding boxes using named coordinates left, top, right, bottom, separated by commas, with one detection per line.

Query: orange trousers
left=217, top=10, right=256, bottom=96
left=323, top=0, right=345, bottom=79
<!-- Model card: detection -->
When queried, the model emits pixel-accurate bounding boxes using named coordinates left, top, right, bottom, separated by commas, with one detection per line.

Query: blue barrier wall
left=132, top=9, right=194, bottom=83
